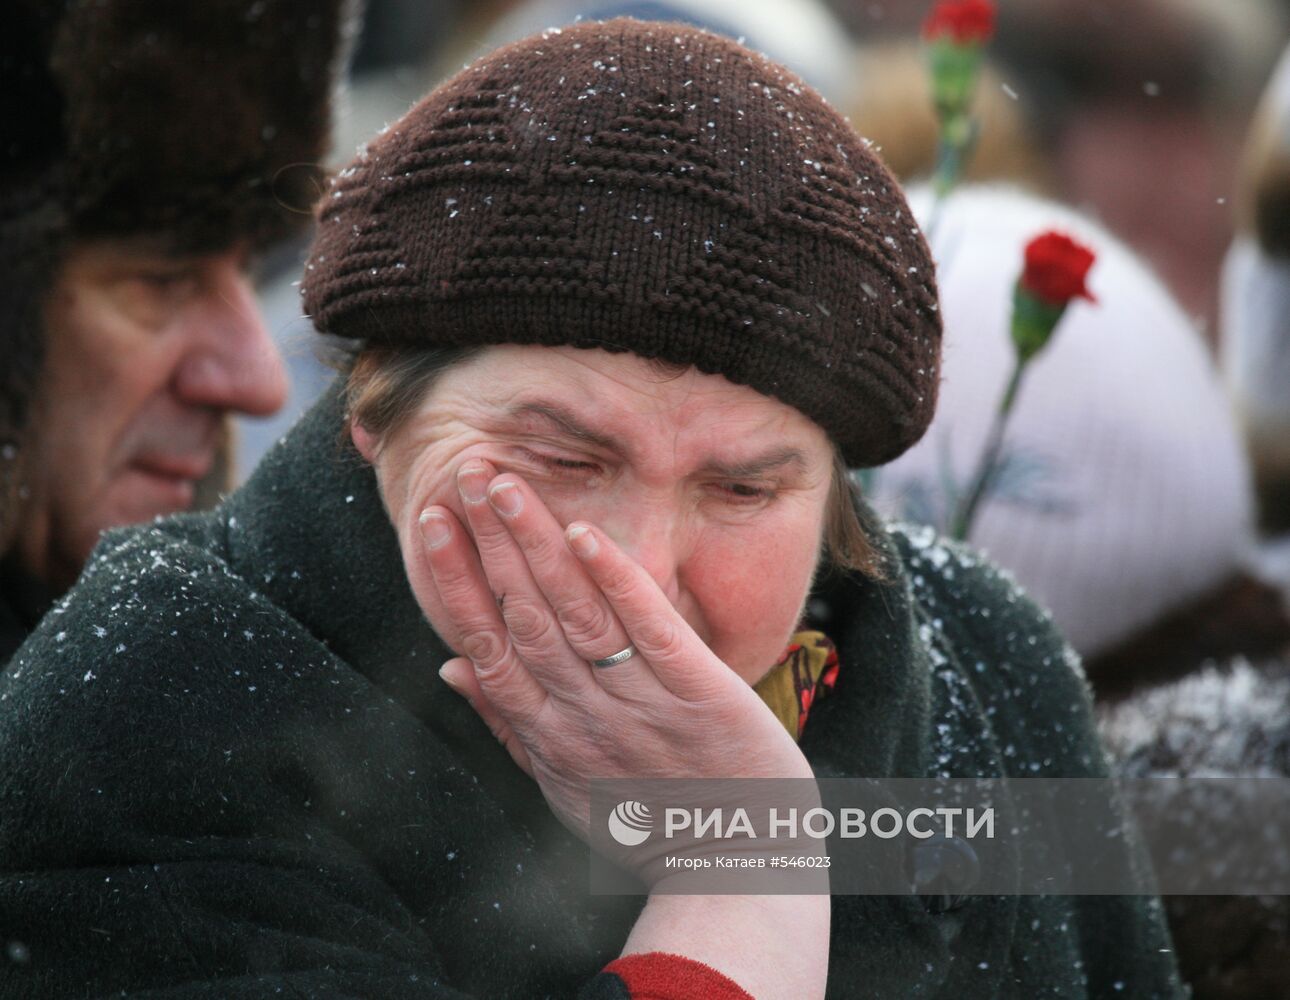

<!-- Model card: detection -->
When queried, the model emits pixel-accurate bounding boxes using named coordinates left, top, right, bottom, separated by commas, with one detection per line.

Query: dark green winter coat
left=0, top=385, right=1183, bottom=998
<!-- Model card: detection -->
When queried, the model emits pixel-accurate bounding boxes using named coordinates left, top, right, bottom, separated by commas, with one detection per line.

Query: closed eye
left=519, top=447, right=600, bottom=473
left=713, top=482, right=775, bottom=504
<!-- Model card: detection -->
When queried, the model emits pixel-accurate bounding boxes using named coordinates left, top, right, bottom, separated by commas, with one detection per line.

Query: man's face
left=15, top=237, right=288, bottom=590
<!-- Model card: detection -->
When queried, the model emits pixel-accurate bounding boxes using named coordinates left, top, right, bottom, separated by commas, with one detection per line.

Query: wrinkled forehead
left=434, top=344, right=833, bottom=459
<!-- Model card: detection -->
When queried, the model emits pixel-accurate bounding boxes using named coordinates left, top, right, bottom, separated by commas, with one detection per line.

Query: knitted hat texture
left=303, top=18, right=941, bottom=467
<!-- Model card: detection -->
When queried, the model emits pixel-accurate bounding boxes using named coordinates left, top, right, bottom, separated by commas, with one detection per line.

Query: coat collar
left=799, top=530, right=934, bottom=779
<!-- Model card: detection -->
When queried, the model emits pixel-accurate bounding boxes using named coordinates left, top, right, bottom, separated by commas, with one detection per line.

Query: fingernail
left=457, top=464, right=488, bottom=504
left=438, top=663, right=465, bottom=699
left=419, top=509, right=451, bottom=549
left=566, top=523, right=598, bottom=558
left=488, top=481, right=523, bottom=518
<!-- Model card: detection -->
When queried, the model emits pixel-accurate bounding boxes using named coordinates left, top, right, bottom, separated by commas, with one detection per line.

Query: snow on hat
left=869, top=184, right=1254, bottom=657
left=303, top=18, right=942, bottom=468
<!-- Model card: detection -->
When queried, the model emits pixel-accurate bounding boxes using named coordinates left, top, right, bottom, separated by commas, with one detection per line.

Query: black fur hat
left=0, top=0, right=357, bottom=552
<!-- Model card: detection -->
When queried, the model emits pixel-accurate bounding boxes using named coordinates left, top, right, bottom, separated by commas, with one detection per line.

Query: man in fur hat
left=0, top=0, right=355, bottom=662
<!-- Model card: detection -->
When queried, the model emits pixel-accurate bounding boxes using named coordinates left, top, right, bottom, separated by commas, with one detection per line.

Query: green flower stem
left=924, top=40, right=984, bottom=240
left=925, top=115, right=979, bottom=242
left=932, top=114, right=977, bottom=198
left=949, top=356, right=1027, bottom=541
left=949, top=287, right=1072, bottom=540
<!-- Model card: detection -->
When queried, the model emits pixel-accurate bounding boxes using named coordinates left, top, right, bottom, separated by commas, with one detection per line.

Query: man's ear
left=350, top=421, right=379, bottom=463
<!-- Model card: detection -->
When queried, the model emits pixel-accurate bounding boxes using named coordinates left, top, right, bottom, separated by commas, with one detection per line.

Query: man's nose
left=172, top=262, right=288, bottom=418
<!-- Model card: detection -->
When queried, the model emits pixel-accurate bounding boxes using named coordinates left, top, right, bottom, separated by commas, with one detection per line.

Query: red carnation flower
left=1020, top=231, right=1098, bottom=307
left=922, top=0, right=997, bottom=45
left=954, top=227, right=1096, bottom=540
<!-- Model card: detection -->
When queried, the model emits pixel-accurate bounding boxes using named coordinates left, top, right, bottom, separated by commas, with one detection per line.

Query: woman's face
left=359, top=345, right=835, bottom=686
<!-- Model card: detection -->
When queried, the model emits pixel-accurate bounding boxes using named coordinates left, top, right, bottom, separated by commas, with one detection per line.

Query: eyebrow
left=508, top=401, right=620, bottom=452
left=504, top=400, right=809, bottom=478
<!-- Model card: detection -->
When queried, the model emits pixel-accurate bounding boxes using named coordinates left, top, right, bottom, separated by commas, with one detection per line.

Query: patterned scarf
left=753, top=631, right=839, bottom=741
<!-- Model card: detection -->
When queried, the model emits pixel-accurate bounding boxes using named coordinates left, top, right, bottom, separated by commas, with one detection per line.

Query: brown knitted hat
left=303, top=18, right=941, bottom=466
